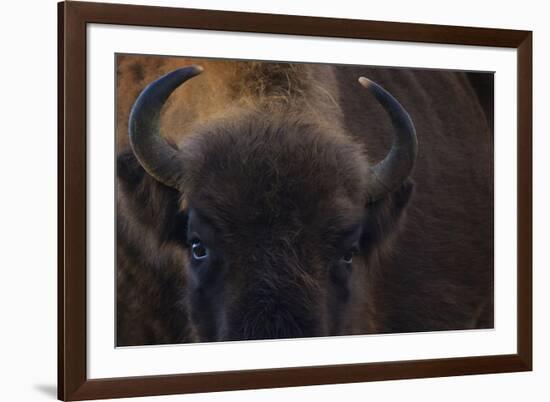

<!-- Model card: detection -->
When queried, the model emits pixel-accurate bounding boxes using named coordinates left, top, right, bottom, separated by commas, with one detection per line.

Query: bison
left=116, top=56, right=493, bottom=346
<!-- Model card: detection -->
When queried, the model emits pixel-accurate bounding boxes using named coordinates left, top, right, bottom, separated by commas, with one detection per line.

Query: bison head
left=125, top=65, right=417, bottom=341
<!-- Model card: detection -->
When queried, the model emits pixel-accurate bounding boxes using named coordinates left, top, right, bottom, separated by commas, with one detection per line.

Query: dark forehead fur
left=180, top=111, right=368, bottom=234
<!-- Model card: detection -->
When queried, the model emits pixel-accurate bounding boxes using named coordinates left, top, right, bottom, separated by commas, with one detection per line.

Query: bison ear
left=117, top=149, right=188, bottom=245
left=117, top=149, right=146, bottom=190
left=361, top=180, right=414, bottom=255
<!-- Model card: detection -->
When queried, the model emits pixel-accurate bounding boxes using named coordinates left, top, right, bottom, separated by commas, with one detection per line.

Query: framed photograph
left=58, top=1, right=532, bottom=400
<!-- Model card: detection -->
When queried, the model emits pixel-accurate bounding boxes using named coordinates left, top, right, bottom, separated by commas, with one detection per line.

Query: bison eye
left=341, top=252, right=353, bottom=264
left=340, top=246, right=358, bottom=264
left=191, top=241, right=209, bottom=260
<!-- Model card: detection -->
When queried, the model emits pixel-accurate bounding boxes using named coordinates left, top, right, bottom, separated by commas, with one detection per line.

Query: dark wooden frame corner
left=58, top=1, right=532, bottom=400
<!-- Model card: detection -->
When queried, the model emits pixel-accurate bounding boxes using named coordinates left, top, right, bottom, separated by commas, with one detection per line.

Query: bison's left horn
left=358, top=77, right=418, bottom=202
left=129, top=66, right=204, bottom=190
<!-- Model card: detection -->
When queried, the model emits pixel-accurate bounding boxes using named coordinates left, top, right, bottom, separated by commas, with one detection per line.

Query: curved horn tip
left=192, top=65, right=204, bottom=73
left=172, top=65, right=204, bottom=78
left=175, top=65, right=204, bottom=78
left=358, top=76, right=372, bottom=88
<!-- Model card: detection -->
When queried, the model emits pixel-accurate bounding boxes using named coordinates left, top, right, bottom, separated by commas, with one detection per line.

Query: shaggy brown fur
left=116, top=55, right=493, bottom=345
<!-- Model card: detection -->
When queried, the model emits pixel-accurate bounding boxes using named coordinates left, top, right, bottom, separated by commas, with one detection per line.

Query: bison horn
left=128, top=65, right=204, bottom=189
left=358, top=77, right=418, bottom=202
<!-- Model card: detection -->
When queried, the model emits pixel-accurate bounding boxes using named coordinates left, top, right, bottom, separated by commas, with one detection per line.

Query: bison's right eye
left=339, top=245, right=358, bottom=265
left=191, top=240, right=209, bottom=260
left=341, top=252, right=354, bottom=264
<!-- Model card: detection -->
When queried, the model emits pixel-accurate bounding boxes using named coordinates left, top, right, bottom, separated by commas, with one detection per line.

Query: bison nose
left=247, top=315, right=302, bottom=340
left=226, top=301, right=320, bottom=341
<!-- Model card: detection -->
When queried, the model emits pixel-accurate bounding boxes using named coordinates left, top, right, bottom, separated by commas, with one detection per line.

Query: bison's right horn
left=128, top=65, right=203, bottom=190
left=358, top=77, right=418, bottom=202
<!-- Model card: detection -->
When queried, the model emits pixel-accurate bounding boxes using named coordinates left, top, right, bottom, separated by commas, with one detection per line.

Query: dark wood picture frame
left=58, top=1, right=532, bottom=400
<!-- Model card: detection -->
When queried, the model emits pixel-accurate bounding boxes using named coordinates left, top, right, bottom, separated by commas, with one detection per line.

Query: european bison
left=116, top=56, right=493, bottom=346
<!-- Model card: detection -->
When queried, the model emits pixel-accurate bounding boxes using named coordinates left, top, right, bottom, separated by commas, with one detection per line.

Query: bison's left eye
left=341, top=252, right=353, bottom=264
left=340, top=246, right=358, bottom=264
left=191, top=240, right=209, bottom=260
